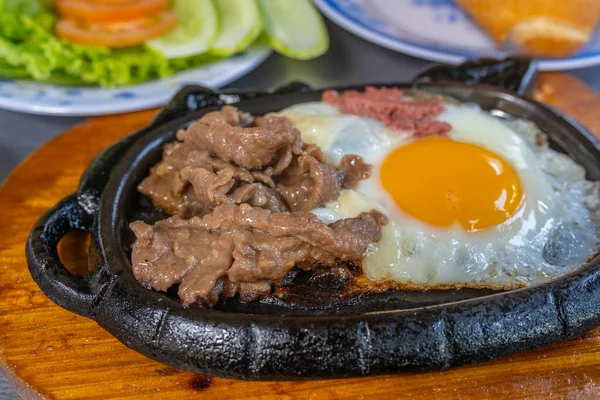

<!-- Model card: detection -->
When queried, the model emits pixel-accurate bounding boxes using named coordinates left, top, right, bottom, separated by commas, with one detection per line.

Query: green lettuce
left=0, top=0, right=221, bottom=87
left=0, top=0, right=52, bottom=15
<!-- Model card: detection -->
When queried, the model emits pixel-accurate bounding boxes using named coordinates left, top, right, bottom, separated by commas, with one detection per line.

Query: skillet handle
left=26, top=193, right=98, bottom=319
left=152, top=81, right=313, bottom=126
left=412, top=56, right=539, bottom=97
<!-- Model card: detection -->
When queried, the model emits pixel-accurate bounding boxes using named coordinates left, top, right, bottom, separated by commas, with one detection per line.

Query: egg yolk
left=380, top=136, right=523, bottom=232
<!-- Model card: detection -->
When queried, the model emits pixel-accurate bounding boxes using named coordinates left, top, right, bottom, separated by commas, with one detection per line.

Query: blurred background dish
left=314, top=0, right=600, bottom=70
left=454, top=0, right=600, bottom=58
left=0, top=0, right=328, bottom=115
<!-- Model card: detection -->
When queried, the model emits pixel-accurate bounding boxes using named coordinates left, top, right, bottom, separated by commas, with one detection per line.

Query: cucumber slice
left=258, top=0, right=329, bottom=60
left=210, top=0, right=262, bottom=57
left=146, top=0, right=218, bottom=59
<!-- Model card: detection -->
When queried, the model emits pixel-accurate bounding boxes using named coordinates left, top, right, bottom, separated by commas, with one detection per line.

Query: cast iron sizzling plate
left=26, top=58, right=600, bottom=380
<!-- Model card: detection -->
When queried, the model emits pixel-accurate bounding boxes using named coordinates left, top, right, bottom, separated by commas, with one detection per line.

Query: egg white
left=277, top=102, right=600, bottom=288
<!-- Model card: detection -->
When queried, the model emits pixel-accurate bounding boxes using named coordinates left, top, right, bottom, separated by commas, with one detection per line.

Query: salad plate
left=0, top=0, right=329, bottom=116
left=314, top=0, right=600, bottom=71
left=0, top=47, right=271, bottom=116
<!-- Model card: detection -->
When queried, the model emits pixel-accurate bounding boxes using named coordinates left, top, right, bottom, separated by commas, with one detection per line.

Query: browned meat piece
left=208, top=155, right=255, bottom=182
left=190, top=104, right=254, bottom=128
left=277, top=154, right=341, bottom=211
left=229, top=183, right=288, bottom=212
left=137, top=172, right=211, bottom=218
left=250, top=171, right=275, bottom=187
left=339, top=154, right=372, bottom=188
left=323, top=86, right=452, bottom=137
left=178, top=107, right=299, bottom=170
left=180, top=167, right=235, bottom=207
left=201, top=204, right=385, bottom=258
left=254, top=114, right=299, bottom=136
left=137, top=144, right=258, bottom=217
left=269, top=146, right=295, bottom=176
left=130, top=204, right=386, bottom=306
left=245, top=184, right=289, bottom=212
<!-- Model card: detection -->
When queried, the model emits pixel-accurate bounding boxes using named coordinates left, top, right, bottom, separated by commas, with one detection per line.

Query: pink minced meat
left=322, top=86, right=452, bottom=137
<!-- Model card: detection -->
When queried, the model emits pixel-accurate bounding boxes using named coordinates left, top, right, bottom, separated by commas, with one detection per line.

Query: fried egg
left=278, top=102, right=600, bottom=288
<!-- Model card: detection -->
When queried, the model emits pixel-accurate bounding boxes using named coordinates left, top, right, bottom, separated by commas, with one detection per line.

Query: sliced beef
left=229, top=183, right=288, bottom=212
left=277, top=154, right=341, bottom=211
left=137, top=172, right=211, bottom=219
left=323, top=86, right=452, bottom=137
left=180, top=167, right=234, bottom=207
left=137, top=110, right=297, bottom=215
left=130, top=204, right=386, bottom=306
left=245, top=184, right=288, bottom=212
left=199, top=203, right=385, bottom=258
left=339, top=154, right=372, bottom=188
left=133, top=105, right=383, bottom=306
left=138, top=105, right=365, bottom=216
left=178, top=106, right=299, bottom=169
left=254, top=114, right=302, bottom=145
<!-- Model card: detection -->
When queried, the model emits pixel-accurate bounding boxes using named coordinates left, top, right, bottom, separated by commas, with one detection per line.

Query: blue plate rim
left=315, top=0, right=600, bottom=71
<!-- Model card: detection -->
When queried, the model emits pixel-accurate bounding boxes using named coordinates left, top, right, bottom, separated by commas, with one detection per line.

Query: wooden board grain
left=2, top=73, right=600, bottom=400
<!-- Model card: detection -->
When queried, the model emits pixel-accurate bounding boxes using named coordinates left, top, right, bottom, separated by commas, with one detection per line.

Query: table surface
left=2, top=21, right=600, bottom=399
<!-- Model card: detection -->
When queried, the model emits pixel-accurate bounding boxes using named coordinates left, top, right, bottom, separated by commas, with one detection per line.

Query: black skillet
left=26, top=58, right=600, bottom=380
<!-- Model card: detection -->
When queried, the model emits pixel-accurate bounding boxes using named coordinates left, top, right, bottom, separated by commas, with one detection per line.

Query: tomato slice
left=57, top=0, right=170, bottom=23
left=56, top=11, right=178, bottom=48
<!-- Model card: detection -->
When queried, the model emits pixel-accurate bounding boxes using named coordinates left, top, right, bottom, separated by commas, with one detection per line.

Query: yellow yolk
left=380, top=136, right=524, bottom=232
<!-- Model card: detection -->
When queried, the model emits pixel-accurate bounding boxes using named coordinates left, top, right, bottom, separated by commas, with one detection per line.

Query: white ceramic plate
left=314, top=0, right=600, bottom=71
left=0, top=46, right=271, bottom=116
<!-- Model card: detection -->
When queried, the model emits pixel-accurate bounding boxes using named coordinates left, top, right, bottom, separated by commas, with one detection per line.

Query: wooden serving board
left=2, top=73, right=600, bottom=400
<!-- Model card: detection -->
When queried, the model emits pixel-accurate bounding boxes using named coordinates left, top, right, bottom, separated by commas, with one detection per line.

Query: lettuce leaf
left=0, top=0, right=51, bottom=16
left=0, top=1, right=220, bottom=87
